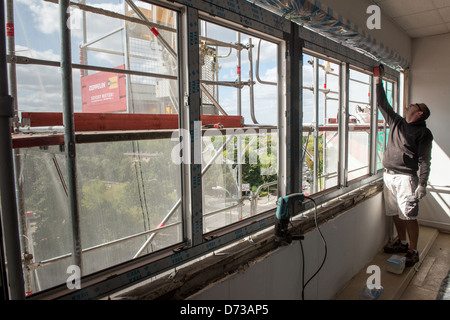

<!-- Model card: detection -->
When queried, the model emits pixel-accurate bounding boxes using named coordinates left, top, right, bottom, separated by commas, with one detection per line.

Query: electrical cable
left=299, top=196, right=328, bottom=300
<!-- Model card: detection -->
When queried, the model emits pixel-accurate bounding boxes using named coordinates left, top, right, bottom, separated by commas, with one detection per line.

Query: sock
left=400, top=240, right=408, bottom=245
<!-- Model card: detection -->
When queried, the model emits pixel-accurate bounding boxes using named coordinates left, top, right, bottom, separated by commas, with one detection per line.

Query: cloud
left=255, top=40, right=278, bottom=63
left=15, top=57, right=83, bottom=113
left=17, top=0, right=59, bottom=35
left=15, top=45, right=59, bottom=61
left=16, top=0, right=124, bottom=39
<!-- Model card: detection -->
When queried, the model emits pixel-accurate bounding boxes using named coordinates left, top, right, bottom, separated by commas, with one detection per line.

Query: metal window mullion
left=122, top=2, right=132, bottom=113
left=313, top=57, right=319, bottom=193
left=180, top=6, right=203, bottom=247
left=394, top=78, right=399, bottom=115
left=281, top=23, right=301, bottom=197
left=323, top=67, right=328, bottom=189
left=7, top=0, right=33, bottom=295
left=338, top=62, right=349, bottom=188
left=0, top=0, right=25, bottom=300
left=59, top=0, right=83, bottom=273
left=369, top=75, right=377, bottom=175
left=237, top=31, right=243, bottom=220
left=277, top=42, right=286, bottom=197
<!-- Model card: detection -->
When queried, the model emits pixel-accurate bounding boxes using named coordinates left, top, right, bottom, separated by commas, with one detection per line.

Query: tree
left=305, top=133, right=324, bottom=189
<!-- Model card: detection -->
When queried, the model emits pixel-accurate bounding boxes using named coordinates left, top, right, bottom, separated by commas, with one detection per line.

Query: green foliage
left=240, top=134, right=277, bottom=195
left=304, top=133, right=324, bottom=189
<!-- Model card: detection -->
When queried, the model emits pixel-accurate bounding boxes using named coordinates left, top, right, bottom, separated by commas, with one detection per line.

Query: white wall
left=410, top=33, right=450, bottom=231
left=188, top=193, right=387, bottom=300
left=317, top=0, right=412, bottom=65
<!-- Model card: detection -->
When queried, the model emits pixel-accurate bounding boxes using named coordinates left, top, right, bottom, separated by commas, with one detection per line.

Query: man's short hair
left=418, top=103, right=430, bottom=121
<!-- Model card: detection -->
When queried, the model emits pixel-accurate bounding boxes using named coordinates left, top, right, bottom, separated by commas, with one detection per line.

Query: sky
left=11, top=0, right=374, bottom=127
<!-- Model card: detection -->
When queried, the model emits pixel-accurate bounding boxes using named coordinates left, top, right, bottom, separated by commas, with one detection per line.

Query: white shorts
left=383, top=172, right=419, bottom=220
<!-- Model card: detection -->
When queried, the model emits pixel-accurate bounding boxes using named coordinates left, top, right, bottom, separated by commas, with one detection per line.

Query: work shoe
left=405, top=249, right=419, bottom=267
left=384, top=239, right=409, bottom=254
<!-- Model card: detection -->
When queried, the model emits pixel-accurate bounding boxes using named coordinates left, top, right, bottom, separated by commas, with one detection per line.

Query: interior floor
left=334, top=226, right=450, bottom=300
left=400, top=230, right=450, bottom=300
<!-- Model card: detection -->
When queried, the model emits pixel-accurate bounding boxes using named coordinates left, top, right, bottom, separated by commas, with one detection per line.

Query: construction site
left=0, top=0, right=449, bottom=303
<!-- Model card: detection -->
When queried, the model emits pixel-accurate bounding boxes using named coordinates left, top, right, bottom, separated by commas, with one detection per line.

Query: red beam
left=201, top=114, right=243, bottom=128
left=21, top=112, right=244, bottom=131
left=13, top=113, right=244, bottom=149
left=12, top=134, right=64, bottom=149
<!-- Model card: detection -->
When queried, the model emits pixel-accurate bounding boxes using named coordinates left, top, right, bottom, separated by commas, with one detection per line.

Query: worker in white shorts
left=375, top=65, right=433, bottom=267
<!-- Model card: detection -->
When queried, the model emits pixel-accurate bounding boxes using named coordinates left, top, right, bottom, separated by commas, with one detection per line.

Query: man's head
left=406, top=103, right=430, bottom=123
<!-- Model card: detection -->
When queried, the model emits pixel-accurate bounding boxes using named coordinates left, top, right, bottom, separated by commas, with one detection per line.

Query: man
left=375, top=65, right=433, bottom=267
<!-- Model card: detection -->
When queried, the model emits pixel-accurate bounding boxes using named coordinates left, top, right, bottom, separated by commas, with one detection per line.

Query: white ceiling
left=371, top=0, right=450, bottom=38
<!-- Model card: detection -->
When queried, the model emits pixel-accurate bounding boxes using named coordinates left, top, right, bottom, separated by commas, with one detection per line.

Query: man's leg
left=393, top=215, right=407, bottom=242
left=405, top=219, right=420, bottom=266
left=406, top=219, right=419, bottom=250
left=394, top=215, right=419, bottom=249
left=383, top=173, right=409, bottom=253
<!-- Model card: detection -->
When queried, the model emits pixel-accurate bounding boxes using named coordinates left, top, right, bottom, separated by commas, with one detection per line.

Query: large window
left=14, top=1, right=179, bottom=115
left=12, top=0, right=183, bottom=295
left=348, top=68, right=372, bottom=181
left=302, top=54, right=340, bottom=194
left=302, top=56, right=394, bottom=191
left=77, top=2, right=178, bottom=114
left=198, top=21, right=279, bottom=232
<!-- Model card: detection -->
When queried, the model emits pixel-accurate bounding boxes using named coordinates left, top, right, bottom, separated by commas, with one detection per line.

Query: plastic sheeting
left=250, top=0, right=409, bottom=70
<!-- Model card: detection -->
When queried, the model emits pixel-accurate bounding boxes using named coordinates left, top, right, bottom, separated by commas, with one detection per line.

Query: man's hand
left=415, top=185, right=427, bottom=199
left=374, top=64, right=384, bottom=84
left=378, top=64, right=384, bottom=77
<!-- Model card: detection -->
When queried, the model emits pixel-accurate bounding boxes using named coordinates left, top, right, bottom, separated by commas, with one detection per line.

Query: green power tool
left=274, top=193, right=305, bottom=244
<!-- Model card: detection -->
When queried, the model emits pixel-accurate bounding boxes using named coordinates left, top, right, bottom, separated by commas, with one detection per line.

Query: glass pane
left=76, top=139, right=182, bottom=274
left=19, top=147, right=72, bottom=293
left=199, top=20, right=279, bottom=232
left=76, top=1, right=179, bottom=115
left=13, top=1, right=183, bottom=295
left=18, top=138, right=183, bottom=294
left=348, top=69, right=371, bottom=180
left=14, top=0, right=61, bottom=62
left=302, top=54, right=340, bottom=194
left=198, top=21, right=278, bottom=124
left=319, top=60, right=340, bottom=190
left=15, top=64, right=65, bottom=113
left=377, top=81, right=393, bottom=170
left=201, top=129, right=278, bottom=232
left=14, top=1, right=179, bottom=116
